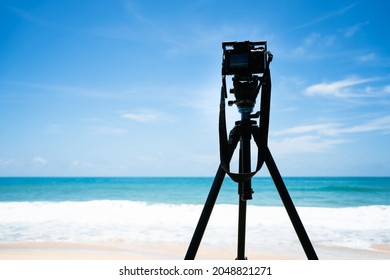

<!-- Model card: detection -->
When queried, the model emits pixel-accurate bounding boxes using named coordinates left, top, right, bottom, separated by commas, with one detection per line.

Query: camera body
left=222, top=41, right=267, bottom=76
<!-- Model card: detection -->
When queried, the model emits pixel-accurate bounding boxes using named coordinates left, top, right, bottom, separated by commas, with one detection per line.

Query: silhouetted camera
left=222, top=41, right=267, bottom=76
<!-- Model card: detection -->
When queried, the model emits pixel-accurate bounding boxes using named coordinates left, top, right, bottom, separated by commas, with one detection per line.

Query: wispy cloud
left=292, top=32, right=335, bottom=56
left=356, top=52, right=377, bottom=63
left=343, top=21, right=370, bottom=37
left=272, top=115, right=390, bottom=154
left=275, top=123, right=341, bottom=137
left=304, top=77, right=381, bottom=98
left=121, top=110, right=175, bottom=124
left=71, top=160, right=96, bottom=169
left=290, top=3, right=357, bottom=31
left=98, top=0, right=254, bottom=57
left=275, top=115, right=390, bottom=137
left=10, top=6, right=50, bottom=27
left=270, top=135, right=348, bottom=154
left=0, top=158, right=23, bottom=169
left=337, top=115, right=390, bottom=134
left=0, top=81, right=155, bottom=101
left=33, top=156, right=49, bottom=165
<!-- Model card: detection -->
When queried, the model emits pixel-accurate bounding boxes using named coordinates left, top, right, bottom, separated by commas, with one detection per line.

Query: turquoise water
left=1, top=177, right=389, bottom=207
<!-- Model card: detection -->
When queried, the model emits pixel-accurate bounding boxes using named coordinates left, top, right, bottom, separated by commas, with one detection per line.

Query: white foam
left=0, top=201, right=389, bottom=253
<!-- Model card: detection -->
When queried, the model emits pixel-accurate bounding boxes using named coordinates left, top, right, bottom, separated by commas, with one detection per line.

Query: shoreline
left=0, top=241, right=389, bottom=260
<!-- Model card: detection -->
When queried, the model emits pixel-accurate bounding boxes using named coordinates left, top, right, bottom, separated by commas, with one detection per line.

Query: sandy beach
left=0, top=241, right=294, bottom=260
left=1, top=241, right=389, bottom=260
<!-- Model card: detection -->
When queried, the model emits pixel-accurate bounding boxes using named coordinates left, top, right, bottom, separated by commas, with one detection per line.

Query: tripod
left=184, top=42, right=318, bottom=260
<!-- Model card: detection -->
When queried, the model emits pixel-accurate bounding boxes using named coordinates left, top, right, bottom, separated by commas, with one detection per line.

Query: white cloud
left=0, top=158, right=24, bottom=168
left=271, top=115, right=390, bottom=154
left=343, top=21, right=369, bottom=37
left=292, top=33, right=335, bottom=56
left=270, top=135, right=348, bottom=154
left=290, top=3, right=357, bottom=31
left=274, top=123, right=340, bottom=137
left=33, top=156, right=49, bottom=165
left=122, top=112, right=160, bottom=123
left=121, top=110, right=174, bottom=123
left=356, top=52, right=376, bottom=63
left=275, top=115, right=390, bottom=137
left=71, top=160, right=95, bottom=169
left=337, top=115, right=390, bottom=134
left=10, top=7, right=49, bottom=27
left=304, top=77, right=380, bottom=98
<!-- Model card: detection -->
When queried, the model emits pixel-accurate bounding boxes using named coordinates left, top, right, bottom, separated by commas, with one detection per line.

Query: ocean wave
left=0, top=200, right=389, bottom=253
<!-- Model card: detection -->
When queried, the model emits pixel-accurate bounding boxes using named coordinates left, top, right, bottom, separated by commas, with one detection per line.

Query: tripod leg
left=184, top=166, right=226, bottom=260
left=264, top=147, right=318, bottom=260
left=185, top=125, right=240, bottom=260
left=237, top=198, right=248, bottom=260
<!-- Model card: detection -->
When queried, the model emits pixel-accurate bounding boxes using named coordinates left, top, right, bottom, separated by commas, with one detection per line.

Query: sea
left=0, top=177, right=389, bottom=259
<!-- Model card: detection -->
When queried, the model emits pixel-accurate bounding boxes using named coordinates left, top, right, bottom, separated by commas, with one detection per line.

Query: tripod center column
left=237, top=117, right=253, bottom=260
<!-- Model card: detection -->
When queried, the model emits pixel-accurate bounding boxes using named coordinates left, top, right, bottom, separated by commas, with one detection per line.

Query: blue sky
left=1, top=0, right=389, bottom=176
